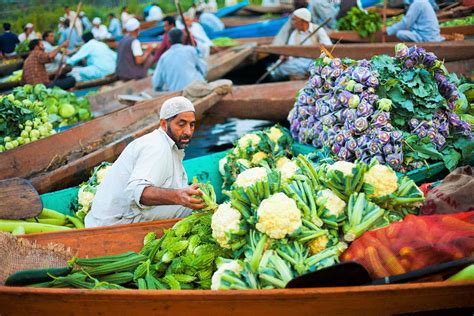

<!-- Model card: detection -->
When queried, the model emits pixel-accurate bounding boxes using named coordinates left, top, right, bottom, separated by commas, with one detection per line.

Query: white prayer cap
left=92, top=17, right=101, bottom=25
left=160, top=96, right=195, bottom=120
left=293, top=8, right=311, bottom=23
left=125, top=18, right=140, bottom=32
left=25, top=23, right=34, bottom=28
left=79, top=11, right=85, bottom=16
left=59, top=17, right=66, bottom=22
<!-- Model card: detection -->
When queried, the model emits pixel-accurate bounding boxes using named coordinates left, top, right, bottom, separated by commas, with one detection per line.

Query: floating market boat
left=242, top=4, right=293, bottom=14
left=0, top=59, right=23, bottom=77
left=221, top=16, right=277, bottom=28
left=208, top=17, right=288, bottom=40
left=256, top=41, right=474, bottom=62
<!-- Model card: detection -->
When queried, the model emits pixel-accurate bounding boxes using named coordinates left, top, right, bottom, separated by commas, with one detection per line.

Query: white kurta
left=91, top=25, right=111, bottom=40
left=146, top=5, right=164, bottom=21
left=85, top=129, right=191, bottom=228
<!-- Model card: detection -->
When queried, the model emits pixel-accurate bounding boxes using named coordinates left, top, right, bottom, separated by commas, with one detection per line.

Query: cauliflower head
left=327, top=161, right=356, bottom=177
left=276, top=158, right=299, bottom=181
left=276, top=157, right=291, bottom=169
left=211, top=260, right=243, bottom=290
left=211, top=203, right=242, bottom=249
left=317, top=189, right=346, bottom=217
left=78, top=186, right=96, bottom=210
left=236, top=159, right=251, bottom=169
left=219, top=157, right=227, bottom=176
left=237, top=133, right=261, bottom=150
left=96, top=165, right=112, bottom=184
left=256, top=192, right=302, bottom=239
left=235, top=167, right=267, bottom=188
left=364, top=164, right=398, bottom=197
left=266, top=126, right=283, bottom=143
left=308, top=234, right=329, bottom=255
left=251, top=152, right=268, bottom=164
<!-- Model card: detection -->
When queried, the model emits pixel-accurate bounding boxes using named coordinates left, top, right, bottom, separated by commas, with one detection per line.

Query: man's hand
left=176, top=183, right=205, bottom=210
left=279, top=55, right=288, bottom=62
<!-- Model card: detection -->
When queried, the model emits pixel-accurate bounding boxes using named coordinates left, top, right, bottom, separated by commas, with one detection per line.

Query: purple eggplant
left=372, top=111, right=390, bottom=128
left=357, top=101, right=373, bottom=117
left=386, top=153, right=403, bottom=169
left=345, top=138, right=358, bottom=152
left=354, top=117, right=369, bottom=133
left=352, top=66, right=371, bottom=83
left=377, top=131, right=391, bottom=144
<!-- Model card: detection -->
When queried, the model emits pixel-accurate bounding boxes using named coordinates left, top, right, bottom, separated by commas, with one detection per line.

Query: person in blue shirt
left=385, top=0, right=443, bottom=42
left=0, top=23, right=20, bottom=57
left=67, top=32, right=117, bottom=82
left=58, top=19, right=83, bottom=51
left=80, top=12, right=93, bottom=32
left=108, top=13, right=123, bottom=39
left=196, top=11, right=224, bottom=34
left=152, top=28, right=207, bottom=92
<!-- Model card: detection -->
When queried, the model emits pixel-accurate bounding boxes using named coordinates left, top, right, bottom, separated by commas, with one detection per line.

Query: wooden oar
left=53, top=2, right=82, bottom=82
left=255, top=18, right=331, bottom=84
left=0, top=178, right=43, bottom=220
left=175, top=0, right=196, bottom=47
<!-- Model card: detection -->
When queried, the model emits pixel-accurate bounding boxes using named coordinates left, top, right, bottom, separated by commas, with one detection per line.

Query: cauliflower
left=236, top=159, right=251, bottom=169
left=219, top=157, right=227, bottom=176
left=256, top=192, right=302, bottom=239
left=235, top=167, right=267, bottom=188
left=307, top=235, right=329, bottom=255
left=251, top=152, right=268, bottom=164
left=96, top=165, right=112, bottom=184
left=276, top=157, right=291, bottom=169
left=78, top=185, right=96, bottom=211
left=266, top=126, right=283, bottom=143
left=237, top=133, right=261, bottom=150
left=363, top=164, right=398, bottom=197
left=317, top=189, right=346, bottom=217
left=276, top=158, right=299, bottom=181
left=211, top=260, right=243, bottom=290
left=327, top=161, right=356, bottom=177
left=211, top=203, right=242, bottom=249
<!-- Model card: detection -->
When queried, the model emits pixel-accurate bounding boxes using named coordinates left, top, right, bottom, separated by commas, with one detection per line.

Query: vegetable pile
left=29, top=129, right=425, bottom=290
left=0, top=84, right=93, bottom=152
left=440, top=16, right=474, bottom=27
left=212, top=37, right=241, bottom=47
left=337, top=7, right=382, bottom=38
left=15, top=41, right=30, bottom=55
left=4, top=70, right=23, bottom=82
left=288, top=44, right=473, bottom=173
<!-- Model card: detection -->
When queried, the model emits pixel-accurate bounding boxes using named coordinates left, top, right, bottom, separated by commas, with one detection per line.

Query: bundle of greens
left=336, top=7, right=382, bottom=38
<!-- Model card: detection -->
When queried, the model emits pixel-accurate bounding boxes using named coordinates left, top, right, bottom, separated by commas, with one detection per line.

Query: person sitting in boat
left=309, top=0, right=340, bottom=30
left=58, top=19, right=83, bottom=51
left=152, top=28, right=207, bottom=92
left=146, top=3, right=164, bottom=22
left=42, top=30, right=67, bottom=73
left=0, top=23, right=20, bottom=58
left=18, top=23, right=38, bottom=43
left=270, top=8, right=332, bottom=80
left=64, top=6, right=83, bottom=36
left=116, top=18, right=154, bottom=81
left=152, top=16, right=195, bottom=64
left=85, top=96, right=205, bottom=227
left=66, top=32, right=117, bottom=83
left=91, top=17, right=111, bottom=40
left=196, top=10, right=225, bottom=34
left=179, top=15, right=214, bottom=58
left=121, top=6, right=135, bottom=26
left=384, top=0, right=443, bottom=42
left=79, top=11, right=93, bottom=33
left=22, top=39, right=76, bottom=89
left=108, top=13, right=123, bottom=39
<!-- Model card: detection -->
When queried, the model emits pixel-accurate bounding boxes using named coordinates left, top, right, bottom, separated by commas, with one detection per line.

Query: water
left=184, top=116, right=277, bottom=159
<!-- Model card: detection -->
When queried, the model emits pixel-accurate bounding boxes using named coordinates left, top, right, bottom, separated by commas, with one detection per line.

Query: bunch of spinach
left=337, top=7, right=382, bottom=38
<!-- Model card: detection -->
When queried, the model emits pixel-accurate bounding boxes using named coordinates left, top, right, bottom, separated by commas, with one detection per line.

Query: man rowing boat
left=85, top=96, right=205, bottom=228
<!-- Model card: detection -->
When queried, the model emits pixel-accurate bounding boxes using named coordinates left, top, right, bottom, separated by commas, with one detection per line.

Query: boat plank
left=207, top=46, right=254, bottom=81
left=256, top=42, right=474, bottom=62
left=0, top=60, right=23, bottom=77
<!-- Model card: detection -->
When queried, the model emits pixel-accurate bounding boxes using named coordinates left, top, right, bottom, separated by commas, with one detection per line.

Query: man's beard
left=166, top=125, right=191, bottom=149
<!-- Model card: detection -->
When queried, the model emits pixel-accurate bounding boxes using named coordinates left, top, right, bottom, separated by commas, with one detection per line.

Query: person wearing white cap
left=18, top=23, right=38, bottom=43
left=64, top=6, right=83, bottom=36
left=146, top=3, right=164, bottom=22
left=79, top=11, right=93, bottom=32
left=116, top=18, right=154, bottom=80
left=270, top=8, right=332, bottom=80
left=85, top=96, right=203, bottom=227
left=91, top=17, right=111, bottom=40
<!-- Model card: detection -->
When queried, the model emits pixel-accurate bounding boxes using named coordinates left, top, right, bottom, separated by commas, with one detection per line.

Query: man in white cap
left=64, top=6, right=83, bottom=36
left=116, top=18, right=154, bottom=80
left=85, top=96, right=203, bottom=227
left=270, top=8, right=332, bottom=80
left=18, top=23, right=38, bottom=42
left=91, top=17, right=111, bottom=40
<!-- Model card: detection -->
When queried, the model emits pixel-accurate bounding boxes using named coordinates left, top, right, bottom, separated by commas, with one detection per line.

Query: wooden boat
left=256, top=41, right=474, bottom=62
left=208, top=17, right=288, bottom=40
left=221, top=16, right=277, bottom=28
left=242, top=4, right=294, bottom=14
left=0, top=59, right=23, bottom=77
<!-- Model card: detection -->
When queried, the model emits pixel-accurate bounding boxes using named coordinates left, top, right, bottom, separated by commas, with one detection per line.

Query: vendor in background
left=64, top=6, right=83, bottom=36
left=22, top=39, right=76, bottom=89
left=121, top=6, right=134, bottom=26
left=152, top=16, right=195, bottom=64
left=18, top=23, right=38, bottom=43
left=108, top=13, right=123, bottom=39
left=146, top=3, right=164, bottom=22
left=309, top=0, right=340, bottom=30
left=270, top=8, right=332, bottom=80
left=116, top=18, right=154, bottom=81
left=384, top=0, right=443, bottom=42
left=58, top=19, right=82, bottom=51
left=179, top=15, right=214, bottom=58
left=79, top=11, right=93, bottom=33
left=85, top=96, right=204, bottom=227
left=67, top=32, right=117, bottom=82
left=152, top=28, right=207, bottom=92
left=196, top=10, right=225, bottom=34
left=91, top=17, right=111, bottom=40
left=0, top=23, right=20, bottom=57
left=42, top=30, right=66, bottom=73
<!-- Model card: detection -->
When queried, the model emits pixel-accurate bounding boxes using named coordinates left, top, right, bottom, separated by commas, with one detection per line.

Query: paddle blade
left=286, top=262, right=372, bottom=288
left=0, top=178, right=43, bottom=219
